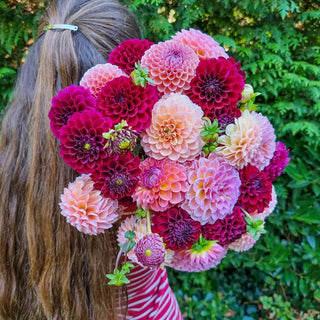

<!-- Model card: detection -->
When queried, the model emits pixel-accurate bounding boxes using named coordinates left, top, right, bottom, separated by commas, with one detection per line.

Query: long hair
left=0, top=1, right=140, bottom=319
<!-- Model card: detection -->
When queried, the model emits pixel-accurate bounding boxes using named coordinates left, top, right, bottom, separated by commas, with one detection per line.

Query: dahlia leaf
left=125, top=230, right=136, bottom=241
left=106, top=269, right=130, bottom=286
left=136, top=205, right=148, bottom=218
left=122, top=262, right=135, bottom=274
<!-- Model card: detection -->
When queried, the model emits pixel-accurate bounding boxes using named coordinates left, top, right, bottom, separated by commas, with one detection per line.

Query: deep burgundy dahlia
left=202, top=206, right=247, bottom=246
left=108, top=39, right=154, bottom=74
left=49, top=85, right=96, bottom=139
left=96, top=76, right=158, bottom=131
left=151, top=207, right=201, bottom=251
left=263, top=141, right=290, bottom=182
left=237, top=165, right=272, bottom=214
left=186, top=57, right=245, bottom=119
left=90, top=152, right=141, bottom=200
left=59, top=110, right=112, bottom=174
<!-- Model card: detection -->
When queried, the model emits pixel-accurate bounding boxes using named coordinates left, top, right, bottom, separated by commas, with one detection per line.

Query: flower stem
left=146, top=209, right=152, bottom=234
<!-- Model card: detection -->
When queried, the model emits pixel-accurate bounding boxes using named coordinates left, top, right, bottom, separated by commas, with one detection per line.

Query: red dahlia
left=202, top=206, right=247, bottom=246
left=90, top=152, right=141, bottom=200
left=59, top=110, right=112, bottom=174
left=96, top=76, right=158, bottom=131
left=237, top=165, right=272, bottom=214
left=49, top=85, right=96, bottom=139
left=108, top=39, right=154, bottom=74
left=186, top=57, right=245, bottom=118
left=151, top=207, right=201, bottom=251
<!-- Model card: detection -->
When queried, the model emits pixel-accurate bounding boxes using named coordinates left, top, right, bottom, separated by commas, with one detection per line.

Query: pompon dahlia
left=185, top=58, right=245, bottom=118
left=108, top=39, right=154, bottom=74
left=49, top=85, right=96, bottom=139
left=251, top=185, right=277, bottom=220
left=202, top=206, right=247, bottom=246
left=117, top=216, right=148, bottom=264
left=169, top=238, right=227, bottom=272
left=237, top=164, right=272, bottom=214
left=141, top=40, right=199, bottom=95
left=172, top=28, right=228, bottom=60
left=96, top=76, right=158, bottom=131
left=263, top=141, right=290, bottom=182
left=60, top=174, right=119, bottom=235
left=134, top=233, right=165, bottom=268
left=228, top=232, right=259, bottom=252
left=59, top=110, right=112, bottom=174
left=90, top=152, right=140, bottom=200
left=80, top=63, right=126, bottom=98
left=151, top=207, right=201, bottom=251
left=216, top=110, right=276, bottom=170
left=141, top=93, right=204, bottom=162
left=181, top=153, right=241, bottom=225
left=132, top=157, right=188, bottom=212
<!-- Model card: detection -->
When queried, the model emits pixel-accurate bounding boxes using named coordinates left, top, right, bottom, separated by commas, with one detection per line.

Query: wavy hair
left=0, top=0, right=140, bottom=319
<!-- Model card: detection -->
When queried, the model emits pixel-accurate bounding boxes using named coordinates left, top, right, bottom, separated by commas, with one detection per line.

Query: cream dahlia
left=228, top=232, right=259, bottom=252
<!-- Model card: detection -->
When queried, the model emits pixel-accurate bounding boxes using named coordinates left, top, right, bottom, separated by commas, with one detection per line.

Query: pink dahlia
left=80, top=63, right=126, bottom=98
left=90, top=152, right=140, bottom=200
left=181, top=153, right=241, bottom=225
left=251, top=185, right=277, bottom=220
left=141, top=93, right=204, bottom=162
left=237, top=164, right=272, bottom=214
left=228, top=232, right=259, bottom=252
left=59, top=110, right=112, bottom=174
left=49, top=85, right=96, bottom=139
left=60, top=174, right=119, bottom=235
left=141, top=40, right=199, bottom=95
left=263, top=141, right=290, bottom=182
left=216, top=110, right=276, bottom=170
left=172, top=28, right=228, bottom=60
left=185, top=57, right=245, bottom=118
left=96, top=76, right=158, bottom=131
left=133, top=157, right=188, bottom=212
left=202, top=206, right=247, bottom=246
left=134, top=233, right=165, bottom=268
left=151, top=207, right=201, bottom=251
left=169, top=239, right=227, bottom=272
left=108, top=39, right=154, bottom=74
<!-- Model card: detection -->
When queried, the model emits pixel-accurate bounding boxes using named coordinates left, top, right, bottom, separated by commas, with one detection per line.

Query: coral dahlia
left=228, top=232, right=259, bottom=252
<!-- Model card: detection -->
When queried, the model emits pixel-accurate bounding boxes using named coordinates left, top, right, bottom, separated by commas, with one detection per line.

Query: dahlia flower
left=133, top=157, right=188, bottom=212
left=96, top=76, right=158, bottom=131
left=59, top=110, right=112, bottom=174
left=141, top=93, right=204, bottom=162
left=141, top=40, right=199, bottom=95
left=172, top=28, right=228, bottom=60
left=80, top=63, right=126, bottom=98
left=216, top=110, right=276, bottom=170
left=108, top=39, right=154, bottom=74
left=49, top=85, right=96, bottom=139
left=228, top=232, right=259, bottom=252
left=60, top=174, right=119, bottom=235
left=251, top=185, right=277, bottom=220
left=151, top=207, right=201, bottom=251
left=181, top=153, right=241, bottom=225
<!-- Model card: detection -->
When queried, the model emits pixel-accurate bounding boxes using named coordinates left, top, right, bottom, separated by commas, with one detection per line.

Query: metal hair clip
left=44, top=24, right=78, bottom=31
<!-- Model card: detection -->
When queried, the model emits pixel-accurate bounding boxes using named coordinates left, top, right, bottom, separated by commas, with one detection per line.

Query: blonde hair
left=0, top=0, right=140, bottom=318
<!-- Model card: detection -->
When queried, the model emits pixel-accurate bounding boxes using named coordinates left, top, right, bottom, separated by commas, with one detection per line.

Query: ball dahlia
left=172, top=28, right=228, bottom=60
left=141, top=40, right=199, bottom=95
left=251, top=185, right=277, bottom=220
left=96, top=76, right=158, bottom=131
left=228, top=232, right=259, bottom=252
left=60, top=174, right=119, bottom=235
left=181, top=153, right=241, bottom=225
left=80, top=63, right=126, bottom=98
left=59, top=110, right=112, bottom=174
left=216, top=110, right=276, bottom=170
left=49, top=85, right=96, bottom=139
left=141, top=93, right=204, bottom=162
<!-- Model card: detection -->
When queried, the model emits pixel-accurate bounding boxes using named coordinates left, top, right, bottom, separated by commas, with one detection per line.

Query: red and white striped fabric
left=126, top=265, right=183, bottom=320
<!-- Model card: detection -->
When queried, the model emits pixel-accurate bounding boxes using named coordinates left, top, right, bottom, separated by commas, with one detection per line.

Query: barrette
left=44, top=24, right=78, bottom=31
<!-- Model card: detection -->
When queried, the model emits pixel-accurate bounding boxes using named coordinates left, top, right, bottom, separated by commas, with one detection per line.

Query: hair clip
left=44, top=24, right=78, bottom=31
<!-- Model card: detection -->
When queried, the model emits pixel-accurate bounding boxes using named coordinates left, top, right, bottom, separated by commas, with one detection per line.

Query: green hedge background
left=1, top=0, right=320, bottom=319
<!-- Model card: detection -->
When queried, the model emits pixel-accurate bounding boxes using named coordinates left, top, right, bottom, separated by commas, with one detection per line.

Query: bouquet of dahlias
left=49, top=28, right=290, bottom=285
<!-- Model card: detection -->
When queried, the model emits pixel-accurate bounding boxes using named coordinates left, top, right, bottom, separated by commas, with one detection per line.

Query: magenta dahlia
left=202, top=206, right=247, bottom=246
left=90, top=152, right=141, bottom=200
left=151, top=207, right=201, bottom=251
left=96, top=76, right=158, bottom=131
left=237, top=164, right=272, bottom=214
left=59, top=110, right=112, bottom=174
left=108, top=39, right=154, bottom=74
left=49, top=85, right=96, bottom=139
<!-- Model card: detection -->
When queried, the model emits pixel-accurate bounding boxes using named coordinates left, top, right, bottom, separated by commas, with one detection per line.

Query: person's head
left=0, top=0, right=140, bottom=319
